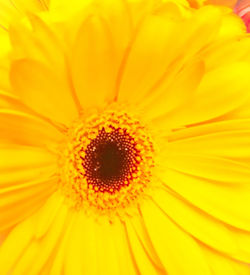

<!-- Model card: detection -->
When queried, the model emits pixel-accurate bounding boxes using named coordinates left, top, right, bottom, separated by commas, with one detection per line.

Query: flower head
left=1, top=0, right=250, bottom=274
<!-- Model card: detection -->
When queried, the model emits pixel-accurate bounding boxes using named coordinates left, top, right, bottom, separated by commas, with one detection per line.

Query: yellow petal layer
left=140, top=199, right=211, bottom=275
left=152, top=187, right=250, bottom=262
left=157, top=167, right=250, bottom=231
left=0, top=109, right=62, bottom=147
left=154, top=62, right=250, bottom=129
left=0, top=146, right=57, bottom=232
left=10, top=59, right=78, bottom=125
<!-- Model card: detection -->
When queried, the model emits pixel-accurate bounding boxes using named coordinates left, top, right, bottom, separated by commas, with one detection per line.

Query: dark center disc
left=82, top=127, right=140, bottom=192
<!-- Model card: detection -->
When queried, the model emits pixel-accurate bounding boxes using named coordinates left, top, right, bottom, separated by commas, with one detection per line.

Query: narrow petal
left=10, top=59, right=78, bottom=125
left=140, top=199, right=211, bottom=275
left=201, top=243, right=250, bottom=275
left=71, top=15, right=117, bottom=109
left=13, top=0, right=49, bottom=11
left=163, top=154, right=250, bottom=184
left=22, top=204, right=70, bottom=275
left=71, top=0, right=132, bottom=109
left=64, top=213, right=97, bottom=275
left=65, top=214, right=137, bottom=275
left=11, top=192, right=65, bottom=275
left=0, top=0, right=19, bottom=29
left=0, top=146, right=57, bottom=232
left=34, top=192, right=64, bottom=239
left=140, top=61, right=204, bottom=123
left=94, top=220, right=128, bottom=275
left=118, top=6, right=220, bottom=106
left=0, top=61, right=11, bottom=91
left=128, top=210, right=167, bottom=274
left=123, top=220, right=159, bottom=275
left=204, top=37, right=250, bottom=71
left=0, top=218, right=34, bottom=274
left=117, top=14, right=181, bottom=104
left=26, top=14, right=65, bottom=67
left=166, top=129, right=250, bottom=161
left=154, top=62, right=250, bottom=129
left=167, top=118, right=250, bottom=141
left=0, top=109, right=62, bottom=148
left=152, top=187, right=250, bottom=262
left=0, top=201, right=70, bottom=275
left=48, top=212, right=76, bottom=275
left=49, top=0, right=91, bottom=18
left=157, top=167, right=250, bottom=231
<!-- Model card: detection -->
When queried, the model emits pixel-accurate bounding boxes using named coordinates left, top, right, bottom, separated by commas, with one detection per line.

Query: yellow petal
left=26, top=203, right=70, bottom=275
left=0, top=202, right=71, bottom=275
left=0, top=146, right=57, bottom=232
left=11, top=192, right=65, bottom=275
left=0, top=0, right=49, bottom=33
left=0, top=109, right=62, bottom=147
left=0, top=60, right=11, bottom=91
left=152, top=187, right=250, bottom=262
left=0, top=31, right=11, bottom=59
left=201, top=243, right=250, bottom=275
left=123, top=220, right=160, bottom=275
left=0, top=218, right=34, bottom=274
left=65, top=214, right=137, bottom=275
left=118, top=5, right=220, bottom=106
left=141, top=61, right=204, bottom=123
left=49, top=0, right=92, bottom=19
left=13, top=0, right=49, bottom=12
left=64, top=213, right=98, bottom=275
left=203, top=37, right=250, bottom=71
left=140, top=199, right=211, bottom=275
left=9, top=14, right=65, bottom=69
left=71, top=15, right=116, bottom=109
left=157, top=167, right=250, bottom=231
left=218, top=11, right=246, bottom=38
left=12, top=242, right=40, bottom=275
left=117, top=14, right=180, bottom=104
left=164, top=154, right=250, bottom=184
left=0, top=0, right=18, bottom=29
left=34, top=191, right=64, bottom=239
left=167, top=128, right=250, bottom=161
left=128, top=212, right=167, bottom=274
left=0, top=146, right=56, bottom=188
left=95, top=220, right=129, bottom=275
left=49, top=212, right=76, bottom=275
left=10, top=59, right=78, bottom=125
left=155, top=62, right=250, bottom=128
left=167, top=117, right=250, bottom=141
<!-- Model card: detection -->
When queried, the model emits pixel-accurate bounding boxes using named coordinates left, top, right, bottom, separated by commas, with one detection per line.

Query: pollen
left=59, top=108, right=155, bottom=217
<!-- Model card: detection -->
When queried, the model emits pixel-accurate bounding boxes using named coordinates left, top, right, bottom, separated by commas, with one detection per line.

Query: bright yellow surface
left=0, top=0, right=250, bottom=274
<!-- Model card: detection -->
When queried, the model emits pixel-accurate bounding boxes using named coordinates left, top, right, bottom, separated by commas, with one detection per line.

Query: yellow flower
left=1, top=0, right=250, bottom=274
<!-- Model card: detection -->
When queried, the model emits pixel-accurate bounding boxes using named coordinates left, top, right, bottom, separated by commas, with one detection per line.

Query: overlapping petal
left=0, top=145, right=57, bottom=232
left=0, top=1, right=250, bottom=275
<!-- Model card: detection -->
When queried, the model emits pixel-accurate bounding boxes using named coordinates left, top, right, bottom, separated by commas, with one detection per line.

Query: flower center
left=83, top=127, right=140, bottom=193
left=60, top=109, right=155, bottom=216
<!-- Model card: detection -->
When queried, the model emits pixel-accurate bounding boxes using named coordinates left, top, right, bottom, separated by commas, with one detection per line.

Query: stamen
left=59, top=108, right=155, bottom=217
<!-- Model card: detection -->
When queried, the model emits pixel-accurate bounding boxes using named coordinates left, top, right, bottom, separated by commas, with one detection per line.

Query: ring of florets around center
left=61, top=110, right=155, bottom=214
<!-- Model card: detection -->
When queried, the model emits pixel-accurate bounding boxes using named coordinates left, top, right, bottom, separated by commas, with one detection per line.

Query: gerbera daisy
left=1, top=0, right=250, bottom=274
